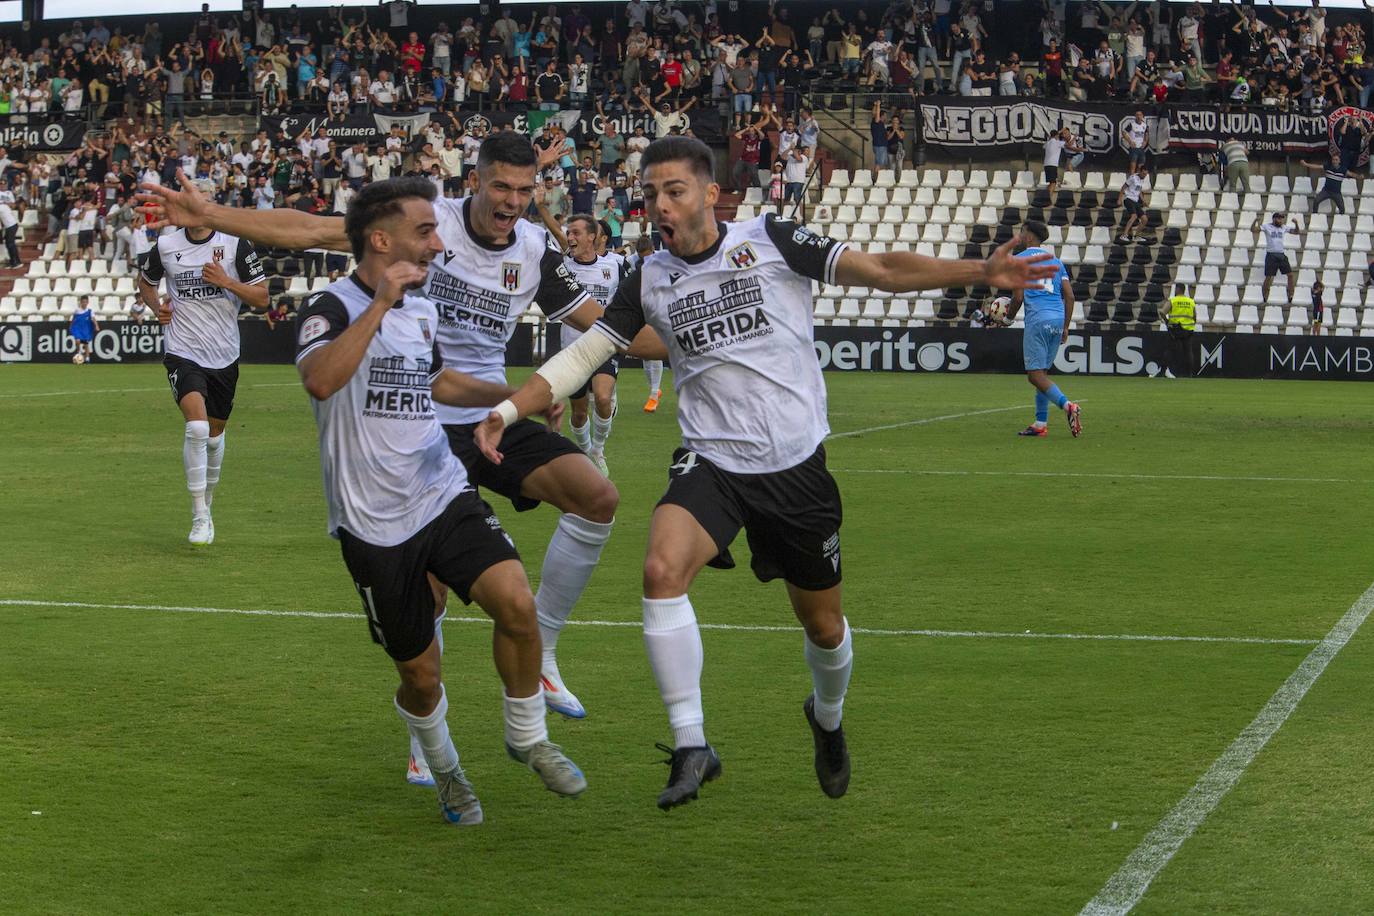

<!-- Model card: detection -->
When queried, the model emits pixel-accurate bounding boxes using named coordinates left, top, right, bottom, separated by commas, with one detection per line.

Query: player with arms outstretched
left=1004, top=220, right=1081, bottom=438
left=295, top=177, right=585, bottom=825
left=472, top=137, right=1058, bottom=810
left=138, top=223, right=268, bottom=545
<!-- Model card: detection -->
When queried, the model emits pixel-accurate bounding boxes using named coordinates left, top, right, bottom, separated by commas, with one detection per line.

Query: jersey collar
left=348, top=271, right=405, bottom=309
left=678, top=222, right=728, bottom=265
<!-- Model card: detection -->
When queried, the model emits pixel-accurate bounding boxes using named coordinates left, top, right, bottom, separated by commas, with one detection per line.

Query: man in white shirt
left=1253, top=210, right=1304, bottom=304
left=369, top=71, right=397, bottom=109
left=1117, top=166, right=1151, bottom=243
left=1121, top=109, right=1149, bottom=176
left=1043, top=128, right=1066, bottom=196
left=0, top=178, right=18, bottom=267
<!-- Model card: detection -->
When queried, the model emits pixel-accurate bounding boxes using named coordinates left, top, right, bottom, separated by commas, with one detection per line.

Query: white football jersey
left=294, top=274, right=472, bottom=547
left=560, top=252, right=627, bottom=349
left=139, top=228, right=265, bottom=369
left=423, top=197, right=591, bottom=425
left=593, top=214, right=848, bottom=474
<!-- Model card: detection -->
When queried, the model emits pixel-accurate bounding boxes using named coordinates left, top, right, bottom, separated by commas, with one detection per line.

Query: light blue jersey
left=1017, top=246, right=1069, bottom=325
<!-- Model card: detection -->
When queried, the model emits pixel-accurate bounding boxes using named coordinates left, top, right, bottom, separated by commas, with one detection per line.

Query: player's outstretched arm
left=475, top=330, right=618, bottom=464
left=834, top=239, right=1056, bottom=293
left=298, top=262, right=426, bottom=400
left=560, top=296, right=669, bottom=359
left=138, top=169, right=349, bottom=252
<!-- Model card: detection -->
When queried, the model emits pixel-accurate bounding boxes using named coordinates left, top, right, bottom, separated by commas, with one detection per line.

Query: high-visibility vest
left=1168, top=295, right=1196, bottom=331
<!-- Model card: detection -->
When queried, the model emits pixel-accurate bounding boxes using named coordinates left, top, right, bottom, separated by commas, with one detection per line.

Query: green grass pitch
left=3, top=364, right=1373, bottom=914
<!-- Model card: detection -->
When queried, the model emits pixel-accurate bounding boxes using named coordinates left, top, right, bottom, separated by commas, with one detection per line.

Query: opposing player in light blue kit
left=1004, top=220, right=1081, bottom=438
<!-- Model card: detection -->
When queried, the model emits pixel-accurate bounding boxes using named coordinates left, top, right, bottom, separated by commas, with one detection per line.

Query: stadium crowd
left=4, top=1, right=1374, bottom=314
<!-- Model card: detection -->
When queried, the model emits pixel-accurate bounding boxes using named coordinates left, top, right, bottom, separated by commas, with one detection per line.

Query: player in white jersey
left=536, top=209, right=627, bottom=475
left=137, top=225, right=267, bottom=546
left=140, top=134, right=665, bottom=782
left=475, top=137, right=1057, bottom=810
left=1252, top=210, right=1304, bottom=305
left=294, top=177, right=586, bottom=825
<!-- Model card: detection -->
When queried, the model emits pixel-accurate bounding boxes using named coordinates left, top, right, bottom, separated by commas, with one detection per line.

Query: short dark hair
left=567, top=212, right=598, bottom=236
left=597, top=218, right=613, bottom=240
left=343, top=176, right=436, bottom=260
left=639, top=136, right=714, bottom=181
left=477, top=131, right=539, bottom=173
left=1022, top=220, right=1049, bottom=243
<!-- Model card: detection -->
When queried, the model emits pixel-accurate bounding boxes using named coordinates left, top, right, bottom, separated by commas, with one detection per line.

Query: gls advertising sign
left=813, top=327, right=1374, bottom=381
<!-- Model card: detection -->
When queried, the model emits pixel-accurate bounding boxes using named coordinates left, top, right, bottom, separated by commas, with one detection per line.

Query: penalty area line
left=1079, top=578, right=1374, bottom=916
left=0, top=382, right=300, bottom=400
left=0, top=599, right=1318, bottom=647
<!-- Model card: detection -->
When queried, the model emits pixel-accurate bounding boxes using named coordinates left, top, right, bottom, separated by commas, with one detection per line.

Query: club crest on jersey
left=418, top=317, right=432, bottom=343
left=213, top=246, right=225, bottom=262
left=726, top=242, right=758, bottom=270
left=602, top=267, right=612, bottom=280
left=501, top=262, right=521, bottom=291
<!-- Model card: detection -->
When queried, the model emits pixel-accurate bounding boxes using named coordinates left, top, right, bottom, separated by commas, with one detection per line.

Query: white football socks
left=569, top=418, right=592, bottom=452
left=645, top=360, right=663, bottom=394
left=183, top=420, right=210, bottom=517
left=591, top=407, right=613, bottom=451
left=204, top=432, right=225, bottom=508
left=535, top=514, right=614, bottom=676
left=642, top=595, right=706, bottom=749
left=407, top=610, right=447, bottom=765
left=805, top=620, right=853, bottom=732
left=503, top=688, right=549, bottom=749
left=395, top=684, right=460, bottom=775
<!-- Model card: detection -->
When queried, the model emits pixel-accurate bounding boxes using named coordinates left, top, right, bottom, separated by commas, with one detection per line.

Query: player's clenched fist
left=376, top=261, right=430, bottom=305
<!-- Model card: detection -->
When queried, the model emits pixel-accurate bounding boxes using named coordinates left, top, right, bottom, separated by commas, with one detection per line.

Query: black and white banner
left=0, top=116, right=88, bottom=151
left=813, top=325, right=1374, bottom=381
left=918, top=97, right=1165, bottom=162
left=1166, top=105, right=1338, bottom=157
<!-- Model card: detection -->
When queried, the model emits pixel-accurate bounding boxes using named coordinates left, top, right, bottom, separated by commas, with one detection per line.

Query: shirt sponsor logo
left=363, top=354, right=434, bottom=419
left=502, top=261, right=521, bottom=291
left=668, top=274, right=773, bottom=354
left=725, top=242, right=758, bottom=269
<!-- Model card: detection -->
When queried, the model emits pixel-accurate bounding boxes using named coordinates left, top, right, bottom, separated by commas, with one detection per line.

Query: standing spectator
left=0, top=178, right=17, bottom=268
left=1121, top=109, right=1148, bottom=175
left=732, top=121, right=762, bottom=189
left=1301, top=152, right=1349, bottom=214
left=400, top=31, right=425, bottom=77
left=1310, top=278, right=1325, bottom=336
left=782, top=144, right=808, bottom=215
left=535, top=59, right=565, bottom=111
left=1117, top=165, right=1151, bottom=243
left=885, top=114, right=906, bottom=172
left=869, top=100, right=890, bottom=170
left=1252, top=211, right=1304, bottom=306
left=1043, top=127, right=1067, bottom=196
left=949, top=23, right=974, bottom=88
left=1221, top=135, right=1249, bottom=192
left=569, top=53, right=591, bottom=107
left=624, top=124, right=649, bottom=176
left=727, top=52, right=754, bottom=129
left=431, top=22, right=453, bottom=76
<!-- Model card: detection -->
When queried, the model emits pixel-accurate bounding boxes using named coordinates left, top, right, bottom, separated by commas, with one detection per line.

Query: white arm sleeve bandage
left=493, top=329, right=621, bottom=427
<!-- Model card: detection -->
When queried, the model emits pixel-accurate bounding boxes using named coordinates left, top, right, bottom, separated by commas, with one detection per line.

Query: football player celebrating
left=472, top=137, right=1058, bottom=810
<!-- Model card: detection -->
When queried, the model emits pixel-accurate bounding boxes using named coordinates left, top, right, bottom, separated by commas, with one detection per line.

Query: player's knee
left=575, top=476, right=619, bottom=523
left=800, top=608, right=846, bottom=647
left=643, top=552, right=690, bottom=597
left=570, top=403, right=589, bottom=425
left=400, top=662, right=443, bottom=706
left=593, top=392, right=615, bottom=417
left=492, top=591, right=539, bottom=642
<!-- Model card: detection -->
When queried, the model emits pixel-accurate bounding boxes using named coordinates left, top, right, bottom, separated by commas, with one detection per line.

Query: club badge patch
left=299, top=315, right=330, bottom=345
left=726, top=242, right=758, bottom=270
left=502, top=262, right=521, bottom=291
left=212, top=246, right=225, bottom=262
left=418, top=317, right=432, bottom=343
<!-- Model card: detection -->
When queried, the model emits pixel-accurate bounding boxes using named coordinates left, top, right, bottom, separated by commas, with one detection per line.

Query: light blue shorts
left=1023, top=319, right=1062, bottom=371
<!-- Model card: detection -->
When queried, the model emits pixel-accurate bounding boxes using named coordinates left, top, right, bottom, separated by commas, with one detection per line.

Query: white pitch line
left=0, top=599, right=1318, bottom=646
left=831, top=468, right=1366, bottom=485
left=0, top=382, right=300, bottom=400
left=1079, top=579, right=1374, bottom=916
left=827, top=404, right=1026, bottom=440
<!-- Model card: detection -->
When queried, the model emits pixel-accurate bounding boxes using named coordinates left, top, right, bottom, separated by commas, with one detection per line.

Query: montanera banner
left=917, top=97, right=1166, bottom=163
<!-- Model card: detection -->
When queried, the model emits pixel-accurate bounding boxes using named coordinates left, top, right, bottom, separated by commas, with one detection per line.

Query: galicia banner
left=0, top=117, right=88, bottom=151
left=917, top=98, right=1165, bottom=162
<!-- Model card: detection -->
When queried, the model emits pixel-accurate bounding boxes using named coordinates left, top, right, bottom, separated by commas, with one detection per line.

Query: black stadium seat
left=1154, top=246, right=1177, bottom=266
left=1136, top=300, right=1162, bottom=324
left=970, top=225, right=991, bottom=244
left=937, top=299, right=960, bottom=320
left=1149, top=264, right=1173, bottom=285
left=1087, top=299, right=1111, bottom=323
left=1101, top=264, right=1123, bottom=284
left=1107, top=245, right=1128, bottom=265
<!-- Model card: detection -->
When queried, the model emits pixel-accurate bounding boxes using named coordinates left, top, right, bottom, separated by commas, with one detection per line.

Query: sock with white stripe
left=183, top=420, right=210, bottom=517
left=805, top=620, right=853, bottom=731
left=645, top=359, right=663, bottom=394
left=1034, top=391, right=1050, bottom=425
left=642, top=595, right=707, bottom=749
left=591, top=407, right=614, bottom=451
left=569, top=418, right=592, bottom=452
left=204, top=433, right=225, bottom=508
left=536, top=514, right=614, bottom=677
left=504, top=688, right=549, bottom=750
left=396, top=684, right=460, bottom=776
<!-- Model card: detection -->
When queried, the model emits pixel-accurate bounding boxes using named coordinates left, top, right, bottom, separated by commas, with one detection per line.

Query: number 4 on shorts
left=670, top=451, right=699, bottom=476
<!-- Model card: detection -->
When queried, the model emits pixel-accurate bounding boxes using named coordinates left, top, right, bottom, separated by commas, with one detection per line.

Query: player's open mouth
left=659, top=225, right=675, bottom=242
left=493, top=211, right=516, bottom=229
